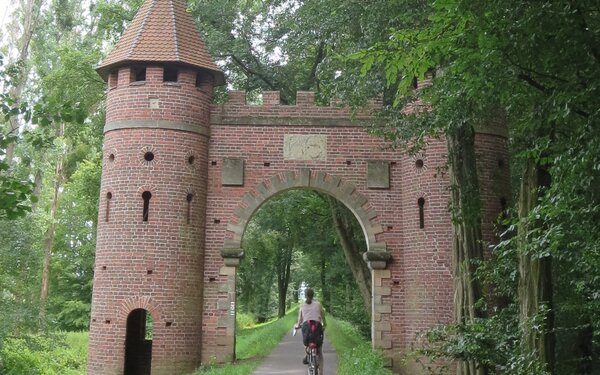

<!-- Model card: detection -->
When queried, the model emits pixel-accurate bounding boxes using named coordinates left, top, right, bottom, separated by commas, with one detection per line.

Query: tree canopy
left=0, top=1, right=599, bottom=374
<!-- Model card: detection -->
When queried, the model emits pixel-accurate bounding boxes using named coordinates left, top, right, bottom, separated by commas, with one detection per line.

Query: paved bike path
left=252, top=329, right=337, bottom=375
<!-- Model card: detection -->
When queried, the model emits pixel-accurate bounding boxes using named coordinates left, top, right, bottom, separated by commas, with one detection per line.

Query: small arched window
left=418, top=197, right=426, bottom=229
left=142, top=191, right=152, bottom=222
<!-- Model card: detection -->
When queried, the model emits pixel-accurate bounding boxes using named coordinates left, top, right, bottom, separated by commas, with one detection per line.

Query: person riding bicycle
left=295, top=288, right=326, bottom=372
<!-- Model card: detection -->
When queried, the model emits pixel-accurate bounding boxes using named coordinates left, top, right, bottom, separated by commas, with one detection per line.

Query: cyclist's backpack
left=302, top=320, right=324, bottom=347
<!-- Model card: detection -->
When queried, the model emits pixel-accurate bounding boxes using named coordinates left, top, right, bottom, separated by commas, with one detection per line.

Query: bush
left=235, top=312, right=255, bottom=330
left=0, top=332, right=87, bottom=375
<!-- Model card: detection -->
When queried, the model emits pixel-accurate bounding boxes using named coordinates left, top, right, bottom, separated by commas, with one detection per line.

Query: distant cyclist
left=295, top=288, right=326, bottom=372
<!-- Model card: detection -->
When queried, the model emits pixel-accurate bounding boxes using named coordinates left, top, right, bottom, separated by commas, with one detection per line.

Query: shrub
left=0, top=332, right=87, bottom=375
left=235, top=312, right=255, bottom=330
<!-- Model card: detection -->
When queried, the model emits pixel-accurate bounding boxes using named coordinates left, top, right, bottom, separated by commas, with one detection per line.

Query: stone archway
left=219, top=168, right=392, bottom=354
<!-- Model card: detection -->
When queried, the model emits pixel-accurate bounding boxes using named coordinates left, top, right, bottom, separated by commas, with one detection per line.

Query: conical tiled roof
left=96, top=0, right=225, bottom=85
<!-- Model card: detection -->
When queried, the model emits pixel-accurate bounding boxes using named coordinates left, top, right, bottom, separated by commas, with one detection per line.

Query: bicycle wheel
left=311, top=349, right=319, bottom=375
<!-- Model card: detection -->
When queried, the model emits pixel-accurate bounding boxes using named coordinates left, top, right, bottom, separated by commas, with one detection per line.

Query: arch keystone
left=298, top=168, right=311, bottom=186
left=310, top=171, right=327, bottom=190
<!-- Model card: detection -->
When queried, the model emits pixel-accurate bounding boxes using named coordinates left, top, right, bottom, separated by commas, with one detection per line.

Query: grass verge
left=192, top=306, right=298, bottom=374
left=327, top=317, right=393, bottom=375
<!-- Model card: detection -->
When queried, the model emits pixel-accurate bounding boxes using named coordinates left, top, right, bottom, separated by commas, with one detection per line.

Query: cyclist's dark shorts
left=301, top=320, right=324, bottom=347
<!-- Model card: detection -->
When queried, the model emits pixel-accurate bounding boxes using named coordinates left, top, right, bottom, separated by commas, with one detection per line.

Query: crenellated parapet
left=211, top=91, right=383, bottom=126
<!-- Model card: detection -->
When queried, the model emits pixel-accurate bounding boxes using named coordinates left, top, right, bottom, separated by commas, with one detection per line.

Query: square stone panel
left=367, top=160, right=390, bottom=189
left=222, top=158, right=244, bottom=186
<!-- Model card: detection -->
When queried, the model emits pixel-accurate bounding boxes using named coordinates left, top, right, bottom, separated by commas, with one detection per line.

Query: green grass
left=327, top=317, right=393, bottom=375
left=191, top=306, right=298, bottom=374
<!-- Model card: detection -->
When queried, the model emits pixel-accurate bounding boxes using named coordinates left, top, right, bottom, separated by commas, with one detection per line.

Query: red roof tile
left=96, top=0, right=224, bottom=85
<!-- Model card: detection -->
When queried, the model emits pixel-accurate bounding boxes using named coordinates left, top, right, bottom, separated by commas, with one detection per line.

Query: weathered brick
left=89, top=2, right=510, bottom=374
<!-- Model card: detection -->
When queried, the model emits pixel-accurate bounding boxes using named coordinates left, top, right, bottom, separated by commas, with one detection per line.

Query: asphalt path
left=252, top=329, right=337, bottom=375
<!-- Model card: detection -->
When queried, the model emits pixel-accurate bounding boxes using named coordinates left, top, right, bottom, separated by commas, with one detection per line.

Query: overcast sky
left=0, top=0, right=14, bottom=46
left=0, top=0, right=11, bottom=26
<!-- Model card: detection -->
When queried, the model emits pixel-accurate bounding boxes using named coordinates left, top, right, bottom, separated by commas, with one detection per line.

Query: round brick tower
left=88, top=0, right=224, bottom=374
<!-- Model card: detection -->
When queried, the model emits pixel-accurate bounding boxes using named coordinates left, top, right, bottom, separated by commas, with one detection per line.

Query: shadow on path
left=251, top=329, right=337, bottom=375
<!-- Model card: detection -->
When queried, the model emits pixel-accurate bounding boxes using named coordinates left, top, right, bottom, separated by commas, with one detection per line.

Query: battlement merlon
left=210, top=91, right=383, bottom=127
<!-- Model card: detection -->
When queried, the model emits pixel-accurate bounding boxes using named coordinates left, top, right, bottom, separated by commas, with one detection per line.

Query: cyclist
left=295, top=288, right=326, bottom=372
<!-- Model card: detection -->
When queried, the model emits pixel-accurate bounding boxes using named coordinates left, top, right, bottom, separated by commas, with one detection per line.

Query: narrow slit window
left=142, top=191, right=152, bottom=222
left=163, top=66, right=178, bottom=82
left=186, top=194, right=193, bottom=224
left=418, top=197, right=425, bottom=229
left=105, top=192, right=112, bottom=222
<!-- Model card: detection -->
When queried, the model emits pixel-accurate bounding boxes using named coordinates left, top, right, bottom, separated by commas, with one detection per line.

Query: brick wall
left=89, top=82, right=508, bottom=374
left=201, top=92, right=487, bottom=371
left=88, top=65, right=213, bottom=375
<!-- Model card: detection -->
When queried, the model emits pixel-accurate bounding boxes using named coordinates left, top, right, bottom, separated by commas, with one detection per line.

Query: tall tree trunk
left=517, top=160, right=554, bottom=373
left=319, top=252, right=331, bottom=312
left=38, top=123, right=65, bottom=330
left=326, top=196, right=372, bottom=317
left=277, top=240, right=293, bottom=318
left=4, top=0, right=44, bottom=166
left=447, top=123, right=487, bottom=375
left=31, top=169, right=43, bottom=211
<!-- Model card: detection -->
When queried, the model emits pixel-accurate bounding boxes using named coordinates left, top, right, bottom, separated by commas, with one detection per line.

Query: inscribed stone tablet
left=283, top=134, right=327, bottom=161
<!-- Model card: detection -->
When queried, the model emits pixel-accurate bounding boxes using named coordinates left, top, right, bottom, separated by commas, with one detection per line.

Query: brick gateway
left=87, top=0, right=510, bottom=374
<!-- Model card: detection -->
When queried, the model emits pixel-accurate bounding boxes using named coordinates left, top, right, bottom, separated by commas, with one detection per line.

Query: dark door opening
left=124, top=308, right=152, bottom=375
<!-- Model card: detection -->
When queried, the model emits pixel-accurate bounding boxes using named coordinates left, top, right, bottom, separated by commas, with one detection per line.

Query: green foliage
left=416, top=309, right=550, bottom=375
left=0, top=216, right=44, bottom=339
left=235, top=312, right=256, bottom=330
left=0, top=332, right=87, bottom=375
left=48, top=157, right=101, bottom=330
left=353, top=0, right=600, bottom=371
left=0, top=53, right=88, bottom=221
left=327, top=317, right=392, bottom=375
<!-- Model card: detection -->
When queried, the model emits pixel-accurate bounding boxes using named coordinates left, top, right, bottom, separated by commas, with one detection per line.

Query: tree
left=3, top=0, right=45, bottom=166
left=326, top=195, right=371, bottom=317
left=353, top=0, right=600, bottom=373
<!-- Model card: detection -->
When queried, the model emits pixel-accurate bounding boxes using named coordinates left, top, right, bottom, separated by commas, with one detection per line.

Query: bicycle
left=293, top=324, right=322, bottom=375
left=305, top=341, right=320, bottom=375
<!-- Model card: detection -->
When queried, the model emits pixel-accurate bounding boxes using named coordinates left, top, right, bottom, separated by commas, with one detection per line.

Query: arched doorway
left=124, top=308, right=153, bottom=375
left=234, top=189, right=372, bottom=353
left=220, top=170, right=392, bottom=359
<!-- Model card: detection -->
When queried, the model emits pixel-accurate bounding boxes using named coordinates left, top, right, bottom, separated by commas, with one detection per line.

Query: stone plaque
left=283, top=134, right=327, bottom=161
left=149, top=98, right=160, bottom=109
left=367, top=160, right=390, bottom=189
left=222, top=158, right=244, bottom=186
